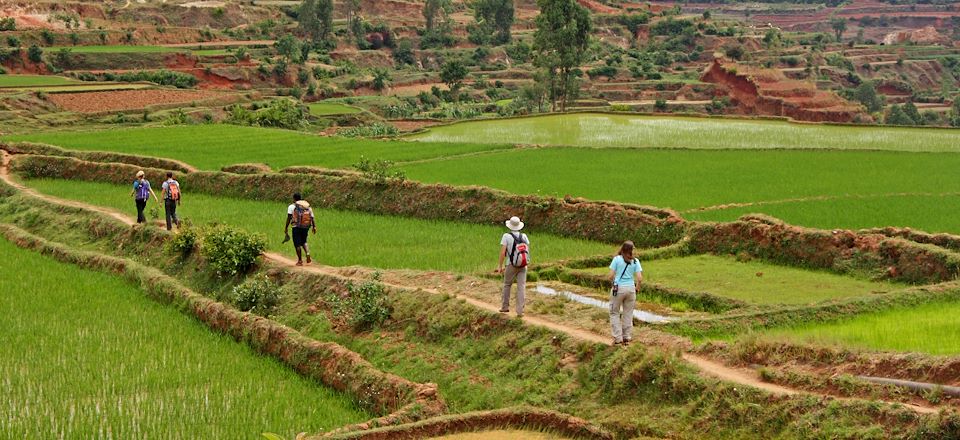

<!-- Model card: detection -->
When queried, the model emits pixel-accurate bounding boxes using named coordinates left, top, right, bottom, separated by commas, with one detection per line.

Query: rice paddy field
left=0, top=238, right=367, bottom=438
left=6, top=125, right=509, bottom=171
left=21, top=178, right=612, bottom=273
left=760, top=300, right=960, bottom=355
left=0, top=75, right=81, bottom=88
left=407, top=113, right=960, bottom=153
left=49, top=45, right=183, bottom=54
left=9, top=123, right=960, bottom=234
left=580, top=254, right=901, bottom=305
left=309, top=102, right=363, bottom=116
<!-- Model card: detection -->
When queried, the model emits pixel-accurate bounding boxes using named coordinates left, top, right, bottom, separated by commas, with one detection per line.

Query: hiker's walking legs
left=621, top=287, right=636, bottom=341
left=501, top=265, right=526, bottom=315
left=610, top=291, right=626, bottom=343
left=164, top=199, right=179, bottom=230
left=135, top=199, right=147, bottom=224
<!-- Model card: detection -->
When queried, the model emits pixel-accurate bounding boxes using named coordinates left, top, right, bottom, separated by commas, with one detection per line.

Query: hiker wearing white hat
left=495, top=216, right=530, bottom=317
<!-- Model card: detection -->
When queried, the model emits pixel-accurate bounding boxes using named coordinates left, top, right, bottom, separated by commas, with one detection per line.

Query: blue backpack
left=135, top=180, right=150, bottom=201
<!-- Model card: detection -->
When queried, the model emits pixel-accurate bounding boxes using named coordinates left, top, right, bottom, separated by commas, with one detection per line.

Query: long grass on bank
left=758, top=300, right=960, bottom=355
left=0, top=238, right=367, bottom=438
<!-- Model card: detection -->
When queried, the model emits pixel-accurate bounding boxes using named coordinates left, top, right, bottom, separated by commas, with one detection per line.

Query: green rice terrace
left=4, top=0, right=960, bottom=437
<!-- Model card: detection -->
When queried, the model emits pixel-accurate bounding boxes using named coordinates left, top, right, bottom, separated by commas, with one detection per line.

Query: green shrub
left=27, top=45, right=43, bottom=63
left=165, top=227, right=199, bottom=258
left=232, top=275, right=281, bottom=316
left=352, top=156, right=406, bottom=184
left=609, top=104, right=631, bottom=112
left=336, top=122, right=398, bottom=138
left=338, top=273, right=391, bottom=331
left=200, top=224, right=266, bottom=276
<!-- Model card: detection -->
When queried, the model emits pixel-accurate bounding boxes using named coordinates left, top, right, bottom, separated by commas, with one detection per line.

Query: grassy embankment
left=22, top=178, right=612, bottom=273
left=0, top=238, right=367, bottom=438
left=580, top=254, right=901, bottom=305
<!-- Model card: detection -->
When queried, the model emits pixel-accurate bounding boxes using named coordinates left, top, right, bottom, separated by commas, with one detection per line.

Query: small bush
left=200, top=224, right=266, bottom=276
left=338, top=273, right=391, bottom=331
left=352, top=156, right=406, bottom=184
left=336, top=122, right=398, bottom=138
left=165, top=227, right=199, bottom=258
left=232, top=275, right=281, bottom=316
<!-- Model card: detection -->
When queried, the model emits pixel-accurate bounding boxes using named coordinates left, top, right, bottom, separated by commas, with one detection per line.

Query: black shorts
left=292, top=227, right=309, bottom=247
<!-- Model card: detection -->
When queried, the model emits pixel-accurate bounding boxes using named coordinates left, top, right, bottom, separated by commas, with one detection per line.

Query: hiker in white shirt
left=495, top=216, right=529, bottom=318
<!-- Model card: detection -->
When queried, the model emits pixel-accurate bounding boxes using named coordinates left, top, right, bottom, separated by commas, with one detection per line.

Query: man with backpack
left=130, top=170, right=159, bottom=224
left=495, top=216, right=529, bottom=318
left=284, top=193, right=316, bottom=266
left=160, top=171, right=182, bottom=231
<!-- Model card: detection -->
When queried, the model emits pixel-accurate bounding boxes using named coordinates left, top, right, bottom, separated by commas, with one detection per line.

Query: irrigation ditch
left=3, top=144, right=960, bottom=437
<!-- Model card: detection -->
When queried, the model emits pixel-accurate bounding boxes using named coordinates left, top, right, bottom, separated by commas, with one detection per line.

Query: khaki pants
left=610, top=285, right=636, bottom=343
left=501, top=265, right=527, bottom=315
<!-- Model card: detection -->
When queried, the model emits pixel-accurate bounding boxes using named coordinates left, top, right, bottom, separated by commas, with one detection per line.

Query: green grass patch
left=579, top=254, right=899, bottom=305
left=399, top=147, right=960, bottom=232
left=0, top=75, right=79, bottom=88
left=192, top=49, right=234, bottom=56
left=50, top=45, right=182, bottom=54
left=6, top=125, right=509, bottom=171
left=407, top=113, right=960, bottom=152
left=758, top=300, right=960, bottom=355
left=686, top=194, right=960, bottom=235
left=309, top=102, right=363, bottom=116
left=22, top=178, right=612, bottom=273
left=0, top=237, right=367, bottom=438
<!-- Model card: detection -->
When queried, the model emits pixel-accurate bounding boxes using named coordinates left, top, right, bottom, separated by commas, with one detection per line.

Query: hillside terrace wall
left=688, top=215, right=960, bottom=284
left=7, top=153, right=686, bottom=248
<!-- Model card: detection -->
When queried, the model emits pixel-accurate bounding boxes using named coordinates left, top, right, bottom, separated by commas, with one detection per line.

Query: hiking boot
left=499, top=309, right=509, bottom=313
left=612, top=339, right=622, bottom=346
left=516, top=313, right=524, bottom=318
left=306, top=255, right=312, bottom=264
left=622, top=339, right=631, bottom=347
left=295, top=261, right=303, bottom=267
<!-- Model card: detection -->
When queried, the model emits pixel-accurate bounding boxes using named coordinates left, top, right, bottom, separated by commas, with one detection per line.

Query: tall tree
left=299, top=0, right=334, bottom=48
left=470, top=0, right=515, bottom=45
left=440, top=60, right=469, bottom=99
left=533, top=0, right=592, bottom=112
left=830, top=17, right=847, bottom=42
left=422, top=0, right=454, bottom=48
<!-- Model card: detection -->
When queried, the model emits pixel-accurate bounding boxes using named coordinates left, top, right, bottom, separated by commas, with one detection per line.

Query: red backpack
left=167, top=180, right=181, bottom=201
left=292, top=202, right=313, bottom=228
left=508, top=233, right=529, bottom=267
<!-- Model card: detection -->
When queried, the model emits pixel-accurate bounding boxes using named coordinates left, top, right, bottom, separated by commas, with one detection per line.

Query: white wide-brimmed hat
left=505, top=216, right=524, bottom=231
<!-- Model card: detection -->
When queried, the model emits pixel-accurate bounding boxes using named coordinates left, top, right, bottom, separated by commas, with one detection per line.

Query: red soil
left=701, top=59, right=866, bottom=123
left=48, top=89, right=224, bottom=113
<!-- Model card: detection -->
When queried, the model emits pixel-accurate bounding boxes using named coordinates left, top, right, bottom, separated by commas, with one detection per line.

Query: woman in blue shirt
left=608, top=241, right=643, bottom=346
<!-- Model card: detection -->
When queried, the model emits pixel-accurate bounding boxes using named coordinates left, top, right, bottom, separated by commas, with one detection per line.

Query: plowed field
left=48, top=89, right=223, bottom=113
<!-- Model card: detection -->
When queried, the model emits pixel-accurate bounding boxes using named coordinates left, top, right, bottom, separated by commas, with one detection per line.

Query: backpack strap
left=616, top=258, right=633, bottom=284
left=508, top=232, right=520, bottom=265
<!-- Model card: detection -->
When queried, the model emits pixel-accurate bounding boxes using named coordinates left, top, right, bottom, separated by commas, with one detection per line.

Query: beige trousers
left=610, top=285, right=636, bottom=342
left=501, top=265, right=527, bottom=314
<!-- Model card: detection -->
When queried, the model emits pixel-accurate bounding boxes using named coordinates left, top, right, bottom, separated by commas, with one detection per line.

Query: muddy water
left=431, top=430, right=564, bottom=440
left=533, top=284, right=676, bottom=323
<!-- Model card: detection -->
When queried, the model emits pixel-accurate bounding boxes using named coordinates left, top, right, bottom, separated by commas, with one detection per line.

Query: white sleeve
left=287, top=204, right=295, bottom=215
left=500, top=234, right=509, bottom=246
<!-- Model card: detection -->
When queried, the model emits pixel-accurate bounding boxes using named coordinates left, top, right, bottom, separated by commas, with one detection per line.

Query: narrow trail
left=0, top=153, right=938, bottom=415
